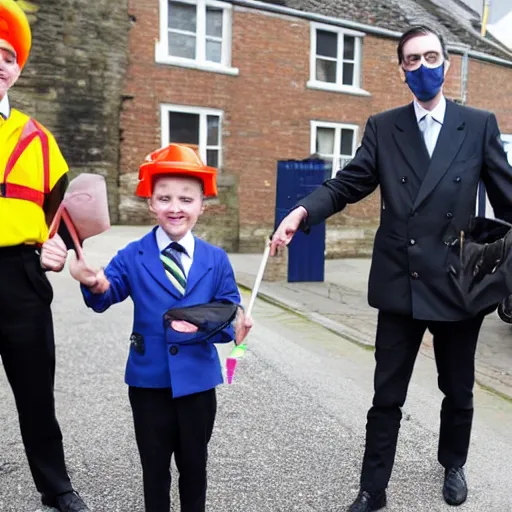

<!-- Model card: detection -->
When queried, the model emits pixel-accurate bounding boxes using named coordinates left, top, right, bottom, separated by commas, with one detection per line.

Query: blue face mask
left=405, top=63, right=445, bottom=102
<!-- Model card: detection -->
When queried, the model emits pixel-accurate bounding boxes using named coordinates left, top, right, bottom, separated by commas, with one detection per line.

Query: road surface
left=1, top=236, right=512, bottom=511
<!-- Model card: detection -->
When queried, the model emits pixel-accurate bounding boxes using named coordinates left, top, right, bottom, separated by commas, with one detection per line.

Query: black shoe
left=443, top=467, right=468, bottom=506
left=348, top=489, right=387, bottom=511
left=42, top=490, right=90, bottom=512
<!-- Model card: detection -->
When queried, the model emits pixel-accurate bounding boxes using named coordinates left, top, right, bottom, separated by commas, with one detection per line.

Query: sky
left=459, top=0, right=510, bottom=22
left=459, top=0, right=512, bottom=49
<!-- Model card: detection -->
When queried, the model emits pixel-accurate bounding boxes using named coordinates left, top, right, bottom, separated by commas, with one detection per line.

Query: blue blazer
left=81, top=228, right=241, bottom=397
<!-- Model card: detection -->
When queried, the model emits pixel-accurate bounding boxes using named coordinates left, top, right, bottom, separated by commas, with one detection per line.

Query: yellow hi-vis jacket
left=0, top=109, right=68, bottom=247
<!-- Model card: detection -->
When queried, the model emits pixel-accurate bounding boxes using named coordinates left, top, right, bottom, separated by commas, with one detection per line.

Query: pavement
left=1, top=226, right=512, bottom=511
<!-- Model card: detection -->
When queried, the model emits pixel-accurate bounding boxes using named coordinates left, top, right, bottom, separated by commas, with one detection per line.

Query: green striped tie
left=161, top=243, right=187, bottom=295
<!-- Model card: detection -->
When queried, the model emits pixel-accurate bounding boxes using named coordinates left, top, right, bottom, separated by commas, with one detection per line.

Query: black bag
left=163, top=301, right=240, bottom=344
left=448, top=216, right=512, bottom=316
left=497, top=295, right=512, bottom=324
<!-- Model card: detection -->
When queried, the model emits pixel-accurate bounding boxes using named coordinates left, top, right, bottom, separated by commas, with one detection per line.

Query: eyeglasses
left=402, top=51, right=443, bottom=70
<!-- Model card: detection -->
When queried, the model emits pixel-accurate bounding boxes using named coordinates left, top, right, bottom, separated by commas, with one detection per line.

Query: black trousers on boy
left=360, top=310, right=484, bottom=492
left=0, top=245, right=73, bottom=498
left=129, top=386, right=217, bottom=512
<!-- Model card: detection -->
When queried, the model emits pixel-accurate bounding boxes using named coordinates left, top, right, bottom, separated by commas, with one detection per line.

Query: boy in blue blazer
left=69, top=144, right=253, bottom=512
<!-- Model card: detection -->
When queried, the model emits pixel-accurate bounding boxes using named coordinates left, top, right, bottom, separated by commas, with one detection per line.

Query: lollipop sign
left=226, top=238, right=271, bottom=384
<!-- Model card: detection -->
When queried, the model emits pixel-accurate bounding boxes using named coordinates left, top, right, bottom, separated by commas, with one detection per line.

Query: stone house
left=10, top=0, right=512, bottom=256
left=120, top=0, right=512, bottom=255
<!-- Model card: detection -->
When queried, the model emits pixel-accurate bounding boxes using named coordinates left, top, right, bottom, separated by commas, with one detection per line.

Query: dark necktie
left=160, top=242, right=187, bottom=295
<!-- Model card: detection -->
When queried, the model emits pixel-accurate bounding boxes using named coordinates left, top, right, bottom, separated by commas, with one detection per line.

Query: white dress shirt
left=414, top=95, right=446, bottom=157
left=0, top=94, right=10, bottom=119
left=156, top=227, right=194, bottom=277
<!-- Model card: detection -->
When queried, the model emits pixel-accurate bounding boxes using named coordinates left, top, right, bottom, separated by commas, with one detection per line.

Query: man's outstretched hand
left=270, top=206, right=308, bottom=256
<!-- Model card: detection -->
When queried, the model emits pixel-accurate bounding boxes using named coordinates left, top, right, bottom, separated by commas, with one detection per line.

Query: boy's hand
left=69, top=255, right=110, bottom=294
left=171, top=321, right=199, bottom=333
left=234, top=308, right=253, bottom=345
left=89, top=269, right=110, bottom=294
left=40, top=233, right=68, bottom=272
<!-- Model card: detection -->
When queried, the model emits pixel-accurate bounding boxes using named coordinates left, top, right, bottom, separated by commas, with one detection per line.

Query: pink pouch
left=49, top=173, right=110, bottom=259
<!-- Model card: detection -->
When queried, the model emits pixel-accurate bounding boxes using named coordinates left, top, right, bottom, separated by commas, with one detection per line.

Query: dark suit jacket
left=298, top=100, right=512, bottom=321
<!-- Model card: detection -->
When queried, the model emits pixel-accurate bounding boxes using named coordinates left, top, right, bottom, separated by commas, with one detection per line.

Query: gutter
left=229, top=0, right=403, bottom=39
left=229, top=0, right=512, bottom=68
left=465, top=49, right=512, bottom=68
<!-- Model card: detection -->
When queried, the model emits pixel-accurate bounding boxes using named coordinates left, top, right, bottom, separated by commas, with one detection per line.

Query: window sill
left=155, top=51, right=239, bottom=76
left=306, top=81, right=371, bottom=96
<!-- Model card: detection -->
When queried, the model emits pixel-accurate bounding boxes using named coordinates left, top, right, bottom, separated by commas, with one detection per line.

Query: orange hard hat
left=136, top=143, right=218, bottom=198
left=0, top=0, right=32, bottom=69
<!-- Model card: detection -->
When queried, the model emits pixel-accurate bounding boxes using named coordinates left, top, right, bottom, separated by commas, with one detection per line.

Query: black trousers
left=360, top=310, right=484, bottom=492
left=129, top=386, right=217, bottom=512
left=0, top=245, right=72, bottom=497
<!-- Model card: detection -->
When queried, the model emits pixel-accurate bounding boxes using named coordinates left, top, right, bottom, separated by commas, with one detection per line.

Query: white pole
left=246, top=239, right=271, bottom=316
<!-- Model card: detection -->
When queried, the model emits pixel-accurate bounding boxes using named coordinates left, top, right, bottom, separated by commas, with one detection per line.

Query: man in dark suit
left=271, top=25, right=512, bottom=511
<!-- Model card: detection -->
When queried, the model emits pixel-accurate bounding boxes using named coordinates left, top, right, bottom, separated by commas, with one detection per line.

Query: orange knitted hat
left=137, top=144, right=218, bottom=198
left=0, top=0, right=31, bottom=69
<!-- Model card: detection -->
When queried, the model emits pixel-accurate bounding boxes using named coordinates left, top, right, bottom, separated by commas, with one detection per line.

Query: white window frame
left=310, top=120, right=359, bottom=178
left=155, top=0, right=239, bottom=75
left=477, top=134, right=512, bottom=220
left=160, top=104, right=224, bottom=169
left=503, top=134, right=512, bottom=165
left=308, top=22, right=369, bottom=96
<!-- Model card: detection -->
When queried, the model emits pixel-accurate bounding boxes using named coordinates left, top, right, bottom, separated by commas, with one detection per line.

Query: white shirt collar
left=155, top=227, right=195, bottom=258
left=0, top=94, right=10, bottom=119
left=414, top=95, right=446, bottom=125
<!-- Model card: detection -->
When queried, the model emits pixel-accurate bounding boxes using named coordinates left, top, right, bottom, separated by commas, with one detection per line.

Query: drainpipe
left=449, top=43, right=470, bottom=105
left=452, top=42, right=485, bottom=214
left=460, top=45, right=470, bottom=105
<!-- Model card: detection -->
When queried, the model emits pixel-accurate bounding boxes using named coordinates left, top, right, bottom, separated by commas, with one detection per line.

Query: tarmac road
left=1, top=230, right=512, bottom=511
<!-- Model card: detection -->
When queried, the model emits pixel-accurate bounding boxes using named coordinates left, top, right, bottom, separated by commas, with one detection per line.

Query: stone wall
left=9, top=0, right=130, bottom=224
